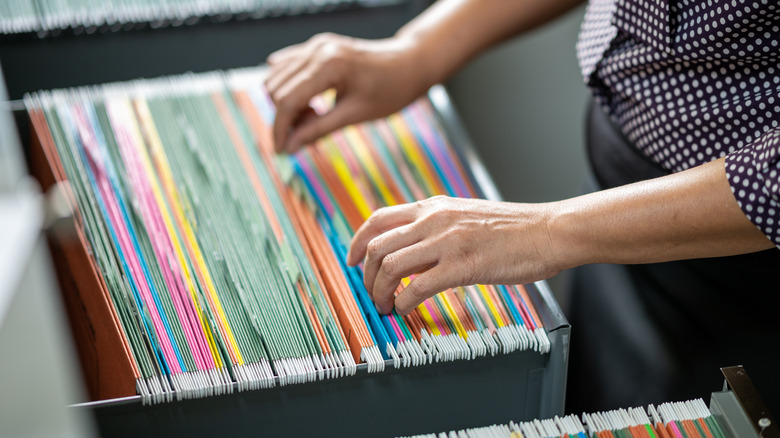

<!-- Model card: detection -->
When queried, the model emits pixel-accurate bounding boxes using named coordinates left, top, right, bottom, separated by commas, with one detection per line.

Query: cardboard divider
left=28, top=109, right=138, bottom=401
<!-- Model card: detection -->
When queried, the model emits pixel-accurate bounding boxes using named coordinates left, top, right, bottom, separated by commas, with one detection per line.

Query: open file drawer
left=26, top=77, right=569, bottom=437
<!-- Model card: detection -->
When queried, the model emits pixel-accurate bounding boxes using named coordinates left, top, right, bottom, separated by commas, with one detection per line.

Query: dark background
left=0, top=1, right=429, bottom=100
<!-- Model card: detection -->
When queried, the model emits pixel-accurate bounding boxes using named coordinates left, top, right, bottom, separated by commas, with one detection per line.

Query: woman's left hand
left=347, top=158, right=778, bottom=316
left=347, top=195, right=560, bottom=315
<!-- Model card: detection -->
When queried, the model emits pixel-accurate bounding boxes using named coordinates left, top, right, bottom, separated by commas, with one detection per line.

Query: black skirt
left=564, top=100, right=780, bottom=415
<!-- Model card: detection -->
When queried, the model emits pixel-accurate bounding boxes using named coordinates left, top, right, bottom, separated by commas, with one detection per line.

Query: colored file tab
left=25, top=66, right=550, bottom=404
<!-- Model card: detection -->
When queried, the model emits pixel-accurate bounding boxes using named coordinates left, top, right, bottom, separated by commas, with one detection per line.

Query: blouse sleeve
left=725, top=128, right=780, bottom=248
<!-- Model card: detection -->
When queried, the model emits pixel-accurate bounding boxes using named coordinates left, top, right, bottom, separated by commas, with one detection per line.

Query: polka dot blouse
left=577, top=0, right=780, bottom=247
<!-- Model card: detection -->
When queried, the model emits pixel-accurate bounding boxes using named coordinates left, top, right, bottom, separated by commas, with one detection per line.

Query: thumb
left=285, top=96, right=367, bottom=152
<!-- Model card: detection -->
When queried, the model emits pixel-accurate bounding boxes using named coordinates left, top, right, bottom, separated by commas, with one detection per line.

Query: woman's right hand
left=265, top=33, right=430, bottom=153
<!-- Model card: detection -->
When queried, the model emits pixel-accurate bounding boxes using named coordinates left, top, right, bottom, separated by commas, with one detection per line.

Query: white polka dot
left=578, top=0, right=780, bottom=246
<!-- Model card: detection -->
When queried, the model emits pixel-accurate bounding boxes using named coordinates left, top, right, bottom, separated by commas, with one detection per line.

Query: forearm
left=396, top=0, right=585, bottom=87
left=548, top=158, right=774, bottom=269
left=347, top=155, right=774, bottom=315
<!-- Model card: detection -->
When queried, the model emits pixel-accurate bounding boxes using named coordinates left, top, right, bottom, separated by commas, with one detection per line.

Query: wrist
left=544, top=198, right=595, bottom=272
left=390, top=31, right=445, bottom=92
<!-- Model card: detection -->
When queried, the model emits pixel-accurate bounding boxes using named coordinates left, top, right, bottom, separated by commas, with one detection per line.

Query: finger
left=394, top=265, right=457, bottom=315
left=267, top=33, right=337, bottom=85
left=268, top=32, right=333, bottom=66
left=284, top=95, right=372, bottom=152
left=270, top=66, right=335, bottom=152
left=371, top=242, right=438, bottom=314
left=267, top=43, right=303, bottom=65
left=265, top=48, right=314, bottom=96
left=277, top=107, right=319, bottom=154
left=347, top=203, right=419, bottom=266
left=361, top=223, right=423, bottom=299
